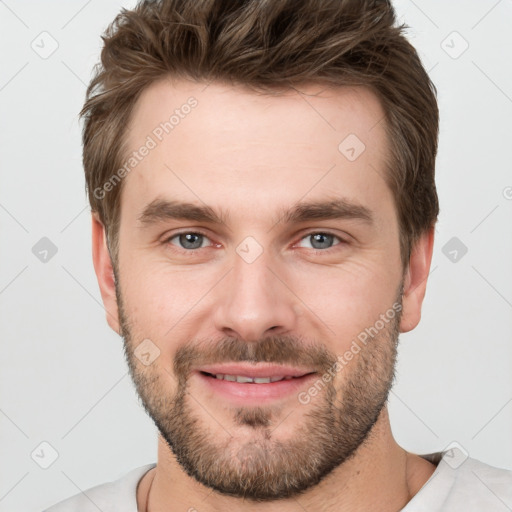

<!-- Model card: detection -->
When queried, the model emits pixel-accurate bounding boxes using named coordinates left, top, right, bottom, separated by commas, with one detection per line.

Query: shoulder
left=439, top=455, right=512, bottom=510
left=405, top=450, right=512, bottom=511
left=460, top=456, right=512, bottom=500
left=43, top=463, right=156, bottom=512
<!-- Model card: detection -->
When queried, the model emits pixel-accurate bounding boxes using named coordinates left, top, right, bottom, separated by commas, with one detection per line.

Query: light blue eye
left=299, top=233, right=339, bottom=250
left=170, top=233, right=208, bottom=250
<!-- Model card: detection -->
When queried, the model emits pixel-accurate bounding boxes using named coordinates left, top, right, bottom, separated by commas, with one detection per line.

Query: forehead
left=120, top=78, right=393, bottom=226
left=126, top=78, right=387, bottom=153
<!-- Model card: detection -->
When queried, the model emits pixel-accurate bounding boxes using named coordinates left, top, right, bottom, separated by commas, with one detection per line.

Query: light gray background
left=1, top=1, right=511, bottom=511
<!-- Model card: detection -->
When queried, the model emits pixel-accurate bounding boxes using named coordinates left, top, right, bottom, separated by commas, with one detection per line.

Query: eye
left=296, top=232, right=343, bottom=250
left=167, top=232, right=212, bottom=250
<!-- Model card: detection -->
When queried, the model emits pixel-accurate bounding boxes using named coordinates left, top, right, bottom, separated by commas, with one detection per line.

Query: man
left=45, top=0, right=512, bottom=511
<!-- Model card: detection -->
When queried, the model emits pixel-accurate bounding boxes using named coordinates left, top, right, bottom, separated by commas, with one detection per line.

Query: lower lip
left=195, top=371, right=317, bottom=404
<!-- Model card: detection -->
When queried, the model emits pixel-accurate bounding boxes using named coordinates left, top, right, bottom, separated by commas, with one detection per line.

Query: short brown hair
left=81, top=0, right=439, bottom=267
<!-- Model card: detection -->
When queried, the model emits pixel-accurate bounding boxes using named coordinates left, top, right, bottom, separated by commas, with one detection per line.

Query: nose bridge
left=213, top=244, right=297, bottom=341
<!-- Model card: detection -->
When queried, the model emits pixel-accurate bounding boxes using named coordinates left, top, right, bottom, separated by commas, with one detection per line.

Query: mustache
left=173, top=335, right=339, bottom=382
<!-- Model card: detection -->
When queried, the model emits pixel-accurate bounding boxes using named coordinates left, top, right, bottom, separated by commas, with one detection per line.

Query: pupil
left=180, top=233, right=202, bottom=249
left=311, top=233, right=332, bottom=249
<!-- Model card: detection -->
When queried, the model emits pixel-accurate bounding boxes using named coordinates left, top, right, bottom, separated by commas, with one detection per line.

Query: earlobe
left=91, top=213, right=121, bottom=334
left=399, top=227, right=435, bottom=333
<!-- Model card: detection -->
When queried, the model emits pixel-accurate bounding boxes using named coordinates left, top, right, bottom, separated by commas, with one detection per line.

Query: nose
left=212, top=250, right=299, bottom=342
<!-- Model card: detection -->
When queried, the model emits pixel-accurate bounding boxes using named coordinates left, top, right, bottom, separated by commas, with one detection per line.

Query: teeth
left=212, top=374, right=296, bottom=383
left=237, top=375, right=254, bottom=383
left=253, top=377, right=271, bottom=383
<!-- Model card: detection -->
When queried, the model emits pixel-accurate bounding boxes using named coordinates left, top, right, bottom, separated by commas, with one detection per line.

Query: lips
left=194, top=363, right=318, bottom=403
left=204, top=373, right=296, bottom=383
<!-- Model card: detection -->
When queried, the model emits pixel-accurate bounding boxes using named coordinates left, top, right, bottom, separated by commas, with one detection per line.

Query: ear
left=400, top=227, right=435, bottom=333
left=91, top=213, right=121, bottom=334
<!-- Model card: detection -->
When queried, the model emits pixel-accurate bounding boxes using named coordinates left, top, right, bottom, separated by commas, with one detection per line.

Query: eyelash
left=163, top=230, right=347, bottom=254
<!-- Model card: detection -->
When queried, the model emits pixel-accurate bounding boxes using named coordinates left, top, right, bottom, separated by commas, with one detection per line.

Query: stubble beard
left=116, top=280, right=402, bottom=502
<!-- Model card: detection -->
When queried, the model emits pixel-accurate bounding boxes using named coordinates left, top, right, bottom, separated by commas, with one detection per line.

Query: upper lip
left=196, top=363, right=316, bottom=379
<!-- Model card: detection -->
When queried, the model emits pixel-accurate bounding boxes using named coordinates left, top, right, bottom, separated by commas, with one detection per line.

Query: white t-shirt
left=43, top=449, right=512, bottom=511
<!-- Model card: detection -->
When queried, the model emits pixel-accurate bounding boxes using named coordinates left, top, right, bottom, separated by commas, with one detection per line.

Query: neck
left=138, top=407, right=437, bottom=512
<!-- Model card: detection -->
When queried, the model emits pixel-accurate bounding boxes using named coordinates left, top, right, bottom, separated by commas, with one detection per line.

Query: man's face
left=112, top=79, right=407, bottom=500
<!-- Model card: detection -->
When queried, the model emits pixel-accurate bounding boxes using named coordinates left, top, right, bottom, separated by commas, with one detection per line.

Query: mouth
left=194, top=364, right=318, bottom=403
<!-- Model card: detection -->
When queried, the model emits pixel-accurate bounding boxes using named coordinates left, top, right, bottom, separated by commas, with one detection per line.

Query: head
left=86, top=0, right=438, bottom=502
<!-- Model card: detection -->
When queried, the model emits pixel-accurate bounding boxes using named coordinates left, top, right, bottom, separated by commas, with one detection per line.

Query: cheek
left=291, top=260, right=400, bottom=343
left=118, top=260, right=214, bottom=337
left=119, top=276, right=193, bottom=372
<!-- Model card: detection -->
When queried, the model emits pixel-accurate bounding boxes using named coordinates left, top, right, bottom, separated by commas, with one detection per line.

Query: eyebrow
left=137, top=199, right=228, bottom=226
left=276, top=198, right=373, bottom=226
left=137, top=197, right=373, bottom=228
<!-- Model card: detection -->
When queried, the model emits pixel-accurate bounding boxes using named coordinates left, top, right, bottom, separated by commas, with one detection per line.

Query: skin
left=92, top=78, right=436, bottom=511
